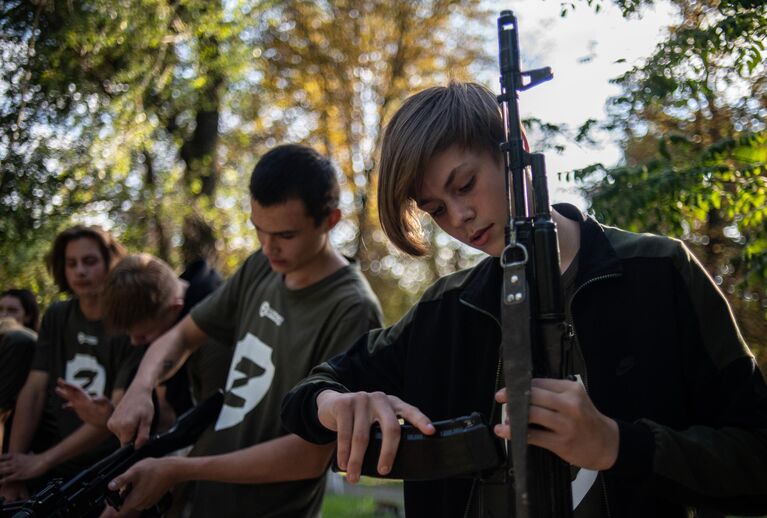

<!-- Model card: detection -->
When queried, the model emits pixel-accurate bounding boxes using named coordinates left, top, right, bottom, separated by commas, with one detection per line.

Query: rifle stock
left=1, top=390, right=224, bottom=518
left=497, top=10, right=573, bottom=518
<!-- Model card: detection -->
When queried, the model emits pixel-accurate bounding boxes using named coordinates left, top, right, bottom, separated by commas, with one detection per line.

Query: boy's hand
left=108, top=386, right=155, bottom=448
left=494, top=378, right=619, bottom=470
left=107, top=457, right=179, bottom=511
left=0, top=452, right=51, bottom=483
left=56, top=378, right=114, bottom=428
left=316, top=390, right=435, bottom=483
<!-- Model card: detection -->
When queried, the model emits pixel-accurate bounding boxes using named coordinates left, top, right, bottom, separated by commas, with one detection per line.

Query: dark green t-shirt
left=186, top=250, right=383, bottom=518
left=185, top=338, right=231, bottom=404
left=30, top=299, right=140, bottom=474
left=180, top=269, right=232, bottom=405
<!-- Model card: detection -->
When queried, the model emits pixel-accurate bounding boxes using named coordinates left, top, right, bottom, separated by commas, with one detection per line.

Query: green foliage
left=1, top=0, right=250, bottom=271
left=562, top=0, right=649, bottom=17
left=574, top=133, right=767, bottom=240
left=0, top=0, right=492, bottom=322
left=573, top=0, right=767, bottom=355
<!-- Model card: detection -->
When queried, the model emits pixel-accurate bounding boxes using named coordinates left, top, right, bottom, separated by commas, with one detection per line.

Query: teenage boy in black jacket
left=281, top=82, right=767, bottom=517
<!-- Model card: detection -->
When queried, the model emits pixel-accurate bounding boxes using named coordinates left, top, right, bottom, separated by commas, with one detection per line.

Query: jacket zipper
left=459, top=299, right=502, bottom=518
left=565, top=273, right=622, bottom=387
left=600, top=473, right=613, bottom=518
left=462, top=350, right=505, bottom=518
left=459, top=273, right=621, bottom=518
left=567, top=273, right=620, bottom=518
left=569, top=273, right=622, bottom=310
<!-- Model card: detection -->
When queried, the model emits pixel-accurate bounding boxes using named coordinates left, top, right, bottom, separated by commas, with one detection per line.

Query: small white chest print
left=259, top=301, right=284, bottom=326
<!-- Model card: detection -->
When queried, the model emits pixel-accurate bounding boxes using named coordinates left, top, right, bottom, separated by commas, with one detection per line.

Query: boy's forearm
left=173, top=434, right=334, bottom=485
left=39, top=423, right=112, bottom=468
left=132, top=316, right=203, bottom=390
left=130, top=330, right=186, bottom=391
left=8, top=374, right=48, bottom=453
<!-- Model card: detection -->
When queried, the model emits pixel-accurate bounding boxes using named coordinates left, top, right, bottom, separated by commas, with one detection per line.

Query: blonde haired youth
left=101, top=254, right=179, bottom=332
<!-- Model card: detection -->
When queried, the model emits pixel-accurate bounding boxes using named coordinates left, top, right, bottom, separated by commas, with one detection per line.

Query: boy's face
left=250, top=197, right=331, bottom=276
left=417, top=145, right=507, bottom=257
left=64, top=237, right=108, bottom=297
left=0, top=296, right=26, bottom=327
left=126, top=305, right=179, bottom=347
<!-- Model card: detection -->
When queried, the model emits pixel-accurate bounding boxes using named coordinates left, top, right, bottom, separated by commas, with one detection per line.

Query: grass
left=321, top=474, right=404, bottom=517
left=321, top=494, right=397, bottom=517
left=319, top=493, right=767, bottom=518
left=321, top=494, right=376, bottom=517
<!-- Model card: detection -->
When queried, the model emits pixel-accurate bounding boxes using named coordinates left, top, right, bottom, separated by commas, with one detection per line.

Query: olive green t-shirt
left=30, top=299, right=140, bottom=474
left=186, top=250, right=383, bottom=518
left=185, top=339, right=232, bottom=404
left=180, top=271, right=232, bottom=405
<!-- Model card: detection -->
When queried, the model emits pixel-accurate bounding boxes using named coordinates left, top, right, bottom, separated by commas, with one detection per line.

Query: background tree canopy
left=571, top=0, right=766, bottom=355
left=0, top=0, right=490, bottom=321
left=1, top=0, right=765, bottom=358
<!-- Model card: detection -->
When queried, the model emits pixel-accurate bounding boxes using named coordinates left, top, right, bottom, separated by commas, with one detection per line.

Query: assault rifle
left=0, top=390, right=224, bottom=518
left=354, top=12, right=573, bottom=517
left=497, top=10, right=573, bottom=518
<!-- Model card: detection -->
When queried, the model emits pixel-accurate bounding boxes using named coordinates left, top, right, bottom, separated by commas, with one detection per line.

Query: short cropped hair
left=249, top=144, right=339, bottom=226
left=102, top=254, right=179, bottom=332
left=48, top=226, right=127, bottom=294
left=378, top=82, right=504, bottom=256
left=0, top=289, right=39, bottom=331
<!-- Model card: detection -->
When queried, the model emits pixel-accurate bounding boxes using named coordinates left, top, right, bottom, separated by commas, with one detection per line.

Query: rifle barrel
left=496, top=10, right=573, bottom=518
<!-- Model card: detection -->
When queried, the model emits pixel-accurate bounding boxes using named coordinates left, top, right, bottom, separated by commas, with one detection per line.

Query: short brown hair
left=378, top=81, right=504, bottom=256
left=102, top=254, right=178, bottom=332
left=47, top=226, right=126, bottom=294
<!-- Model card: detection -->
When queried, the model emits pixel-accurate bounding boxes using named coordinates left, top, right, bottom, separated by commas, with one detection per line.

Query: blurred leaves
left=573, top=0, right=767, bottom=354
left=0, top=0, right=492, bottom=321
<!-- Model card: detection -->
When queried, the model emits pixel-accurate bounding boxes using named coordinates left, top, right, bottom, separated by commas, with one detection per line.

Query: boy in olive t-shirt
left=58, top=253, right=232, bottom=432
left=102, top=253, right=231, bottom=414
left=106, top=144, right=383, bottom=517
left=29, top=299, right=136, bottom=475
left=0, top=226, right=131, bottom=503
left=185, top=249, right=380, bottom=516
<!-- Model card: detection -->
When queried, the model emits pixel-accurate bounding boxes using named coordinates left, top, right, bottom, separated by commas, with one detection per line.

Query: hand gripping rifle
left=1, top=390, right=224, bottom=518
left=497, top=10, right=573, bottom=518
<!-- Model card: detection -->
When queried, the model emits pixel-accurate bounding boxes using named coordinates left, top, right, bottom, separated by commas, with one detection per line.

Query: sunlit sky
left=479, top=0, right=679, bottom=208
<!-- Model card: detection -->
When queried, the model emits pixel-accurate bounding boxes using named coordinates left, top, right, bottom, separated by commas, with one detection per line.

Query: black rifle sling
left=501, top=245, right=533, bottom=518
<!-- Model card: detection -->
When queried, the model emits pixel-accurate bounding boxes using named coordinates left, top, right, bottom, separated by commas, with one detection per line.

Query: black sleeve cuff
left=281, top=380, right=348, bottom=444
left=606, top=419, right=656, bottom=482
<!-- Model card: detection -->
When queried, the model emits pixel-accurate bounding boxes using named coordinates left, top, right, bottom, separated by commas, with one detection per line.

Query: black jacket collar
left=458, top=203, right=623, bottom=320
left=553, top=203, right=623, bottom=286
